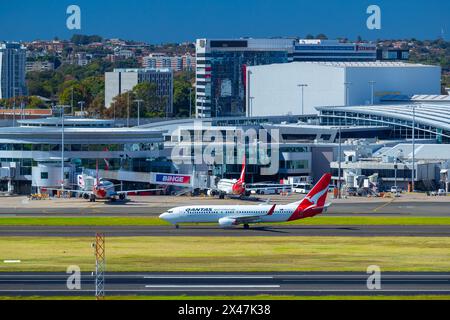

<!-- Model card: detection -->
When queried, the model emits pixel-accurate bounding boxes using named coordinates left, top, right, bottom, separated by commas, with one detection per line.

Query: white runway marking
left=145, top=285, right=281, bottom=288
left=144, top=276, right=273, bottom=279
left=3, top=260, right=21, bottom=263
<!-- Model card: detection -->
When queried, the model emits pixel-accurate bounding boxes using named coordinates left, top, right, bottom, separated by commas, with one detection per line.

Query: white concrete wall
left=346, top=66, right=441, bottom=105
left=104, top=72, right=138, bottom=108
left=32, top=164, right=71, bottom=189
left=247, top=63, right=346, bottom=116
left=247, top=63, right=442, bottom=116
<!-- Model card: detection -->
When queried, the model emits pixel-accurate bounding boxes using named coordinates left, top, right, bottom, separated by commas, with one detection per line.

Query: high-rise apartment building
left=105, top=68, right=174, bottom=116
left=195, top=38, right=378, bottom=118
left=142, top=53, right=195, bottom=72
left=0, top=42, right=27, bottom=99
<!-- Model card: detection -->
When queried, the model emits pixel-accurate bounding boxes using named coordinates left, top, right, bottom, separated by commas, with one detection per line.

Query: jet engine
left=218, top=217, right=237, bottom=228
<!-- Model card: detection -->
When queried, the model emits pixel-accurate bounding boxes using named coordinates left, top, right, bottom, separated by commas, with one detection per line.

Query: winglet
left=267, top=204, right=276, bottom=216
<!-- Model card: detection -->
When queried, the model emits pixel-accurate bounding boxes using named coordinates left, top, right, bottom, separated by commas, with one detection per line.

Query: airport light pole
left=337, top=125, right=342, bottom=199
left=344, top=82, right=352, bottom=106
left=71, top=86, right=74, bottom=116
left=369, top=81, right=376, bottom=105
left=113, top=101, right=116, bottom=122
left=189, top=86, right=192, bottom=118
left=247, top=70, right=252, bottom=117
left=297, top=84, right=308, bottom=116
left=134, top=99, right=144, bottom=126
left=411, top=105, right=416, bottom=192
left=127, top=92, right=130, bottom=127
left=12, top=86, right=16, bottom=127
left=394, top=149, right=403, bottom=189
left=20, top=101, right=24, bottom=120
left=78, top=101, right=85, bottom=115
left=55, top=105, right=70, bottom=192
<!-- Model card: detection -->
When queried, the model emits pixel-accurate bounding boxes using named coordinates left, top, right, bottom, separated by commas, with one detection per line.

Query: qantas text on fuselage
left=160, top=173, right=332, bottom=228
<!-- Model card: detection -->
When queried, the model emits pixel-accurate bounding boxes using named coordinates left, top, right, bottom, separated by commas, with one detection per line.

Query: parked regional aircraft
left=160, top=173, right=332, bottom=229
left=47, top=162, right=162, bottom=202
left=76, top=175, right=164, bottom=202
left=208, top=156, right=248, bottom=199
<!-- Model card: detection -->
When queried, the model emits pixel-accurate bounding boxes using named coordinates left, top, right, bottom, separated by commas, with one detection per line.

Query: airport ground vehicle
left=247, top=184, right=292, bottom=195
left=160, top=173, right=332, bottom=229
left=293, top=182, right=313, bottom=194
left=346, top=187, right=358, bottom=196
left=391, top=186, right=402, bottom=193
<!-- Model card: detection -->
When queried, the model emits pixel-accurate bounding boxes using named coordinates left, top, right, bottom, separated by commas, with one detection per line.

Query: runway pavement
left=0, top=272, right=449, bottom=296
left=1, top=201, right=449, bottom=216
left=1, top=225, right=450, bottom=237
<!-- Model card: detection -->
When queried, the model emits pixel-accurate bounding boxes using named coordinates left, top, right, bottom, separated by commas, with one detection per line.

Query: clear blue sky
left=0, top=0, right=448, bottom=43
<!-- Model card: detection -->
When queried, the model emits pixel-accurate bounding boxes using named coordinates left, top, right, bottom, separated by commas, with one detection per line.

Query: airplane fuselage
left=160, top=204, right=321, bottom=225
left=216, top=179, right=246, bottom=195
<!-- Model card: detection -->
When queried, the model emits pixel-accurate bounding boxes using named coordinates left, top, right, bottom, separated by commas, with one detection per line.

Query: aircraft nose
left=159, top=212, right=169, bottom=220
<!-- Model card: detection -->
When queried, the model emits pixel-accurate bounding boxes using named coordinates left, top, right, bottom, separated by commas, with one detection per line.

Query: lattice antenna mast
left=94, top=233, right=106, bottom=299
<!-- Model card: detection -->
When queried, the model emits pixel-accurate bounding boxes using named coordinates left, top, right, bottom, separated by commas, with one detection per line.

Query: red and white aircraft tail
left=288, top=173, right=332, bottom=221
left=231, top=155, right=246, bottom=195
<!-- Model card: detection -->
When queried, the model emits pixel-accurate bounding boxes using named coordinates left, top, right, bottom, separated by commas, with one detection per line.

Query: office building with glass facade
left=0, top=42, right=27, bottom=99
left=195, top=38, right=380, bottom=118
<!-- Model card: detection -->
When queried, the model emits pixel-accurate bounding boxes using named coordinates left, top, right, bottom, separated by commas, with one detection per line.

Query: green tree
left=27, top=96, right=47, bottom=109
left=173, top=76, right=194, bottom=117
left=106, top=82, right=168, bottom=119
left=58, top=82, right=88, bottom=110
left=71, top=34, right=103, bottom=45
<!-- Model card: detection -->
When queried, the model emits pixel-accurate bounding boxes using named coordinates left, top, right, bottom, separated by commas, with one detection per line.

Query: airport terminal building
left=317, top=103, right=450, bottom=143
left=0, top=118, right=169, bottom=194
left=1, top=99, right=449, bottom=195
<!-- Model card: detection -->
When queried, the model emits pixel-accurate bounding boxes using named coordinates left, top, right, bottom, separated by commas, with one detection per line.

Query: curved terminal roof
left=17, top=117, right=115, bottom=127
left=316, top=104, right=450, bottom=133
left=0, top=126, right=164, bottom=144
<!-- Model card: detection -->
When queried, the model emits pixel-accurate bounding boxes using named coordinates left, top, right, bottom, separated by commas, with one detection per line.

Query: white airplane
left=46, top=162, right=162, bottom=202
left=75, top=176, right=163, bottom=202
left=208, top=156, right=247, bottom=199
left=160, top=173, right=332, bottom=229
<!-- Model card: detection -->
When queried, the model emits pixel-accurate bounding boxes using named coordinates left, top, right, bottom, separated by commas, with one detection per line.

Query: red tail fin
left=95, top=159, right=99, bottom=186
left=288, top=173, right=331, bottom=221
left=238, top=155, right=246, bottom=183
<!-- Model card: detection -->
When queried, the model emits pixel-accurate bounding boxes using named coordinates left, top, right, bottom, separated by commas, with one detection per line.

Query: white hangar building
left=246, top=62, right=441, bottom=117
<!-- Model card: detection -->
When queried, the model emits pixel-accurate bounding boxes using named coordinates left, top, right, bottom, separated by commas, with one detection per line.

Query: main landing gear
left=89, top=194, right=96, bottom=202
left=175, top=224, right=180, bottom=229
left=243, top=224, right=250, bottom=230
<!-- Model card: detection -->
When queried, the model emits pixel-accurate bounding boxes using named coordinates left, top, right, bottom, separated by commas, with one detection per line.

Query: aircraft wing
left=42, top=188, right=93, bottom=195
left=245, top=186, right=292, bottom=193
left=116, top=188, right=164, bottom=195
left=229, top=204, right=276, bottom=224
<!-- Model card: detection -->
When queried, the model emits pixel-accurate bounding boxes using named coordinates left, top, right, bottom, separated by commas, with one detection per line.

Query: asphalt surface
left=1, top=272, right=449, bottom=296
left=1, top=225, right=450, bottom=237
left=1, top=201, right=449, bottom=216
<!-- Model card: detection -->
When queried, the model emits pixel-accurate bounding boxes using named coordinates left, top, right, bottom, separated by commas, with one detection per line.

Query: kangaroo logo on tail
left=288, top=173, right=332, bottom=221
